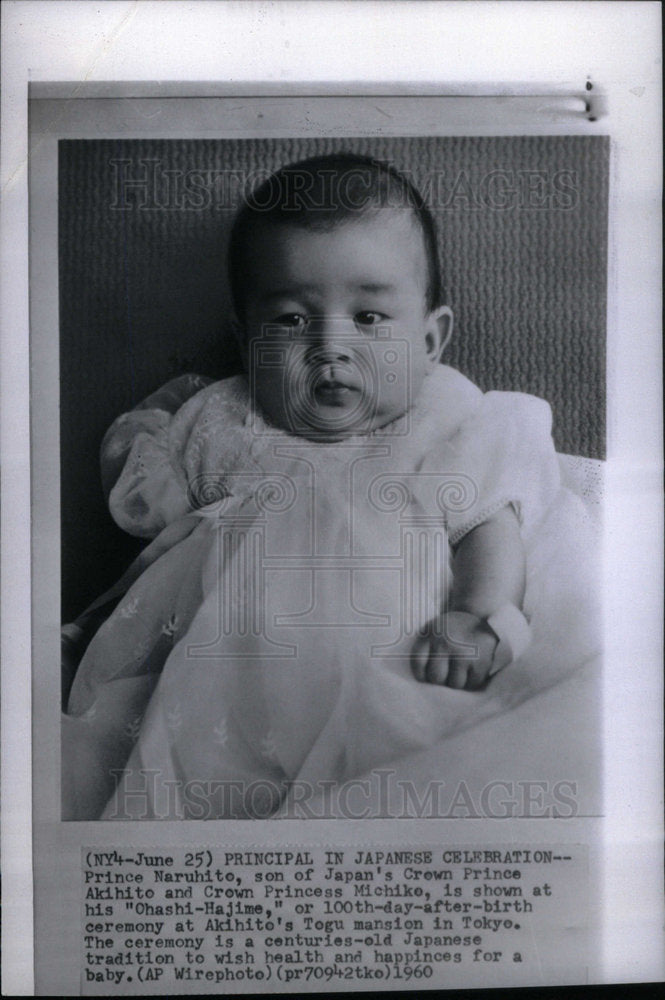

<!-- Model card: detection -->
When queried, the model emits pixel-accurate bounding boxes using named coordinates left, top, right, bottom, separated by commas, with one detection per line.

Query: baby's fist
left=411, top=611, right=498, bottom=690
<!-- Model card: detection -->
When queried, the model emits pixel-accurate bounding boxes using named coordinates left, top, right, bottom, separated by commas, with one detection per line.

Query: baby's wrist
left=445, top=608, right=483, bottom=623
left=444, top=609, right=488, bottom=638
left=444, top=603, right=532, bottom=675
left=441, top=610, right=496, bottom=650
left=485, top=603, right=532, bottom=675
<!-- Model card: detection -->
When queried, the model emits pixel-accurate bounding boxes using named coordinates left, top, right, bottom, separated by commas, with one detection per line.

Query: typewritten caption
left=81, top=844, right=588, bottom=992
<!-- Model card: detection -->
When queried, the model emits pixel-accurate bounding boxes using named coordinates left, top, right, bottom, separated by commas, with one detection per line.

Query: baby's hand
left=411, top=611, right=498, bottom=690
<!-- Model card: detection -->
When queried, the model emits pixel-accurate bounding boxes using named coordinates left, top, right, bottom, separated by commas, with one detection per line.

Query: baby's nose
left=307, top=316, right=355, bottom=360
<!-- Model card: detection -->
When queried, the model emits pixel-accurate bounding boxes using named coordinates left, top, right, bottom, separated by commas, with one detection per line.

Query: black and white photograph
left=56, top=131, right=607, bottom=824
left=2, top=1, right=663, bottom=996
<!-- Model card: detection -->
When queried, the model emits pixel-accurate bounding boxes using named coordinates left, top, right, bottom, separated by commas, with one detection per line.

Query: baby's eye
left=355, top=311, right=387, bottom=327
left=273, top=313, right=308, bottom=330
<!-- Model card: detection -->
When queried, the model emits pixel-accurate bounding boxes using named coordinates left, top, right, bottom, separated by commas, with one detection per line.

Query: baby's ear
left=425, top=305, right=454, bottom=366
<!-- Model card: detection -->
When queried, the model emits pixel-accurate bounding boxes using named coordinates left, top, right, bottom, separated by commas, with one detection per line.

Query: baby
left=226, top=154, right=529, bottom=689
left=64, top=154, right=560, bottom=820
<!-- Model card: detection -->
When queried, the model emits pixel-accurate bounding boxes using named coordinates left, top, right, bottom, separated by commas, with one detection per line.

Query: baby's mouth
left=311, top=363, right=361, bottom=403
left=313, top=381, right=357, bottom=406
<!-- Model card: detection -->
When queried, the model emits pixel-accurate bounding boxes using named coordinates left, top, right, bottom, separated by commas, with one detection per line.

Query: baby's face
left=240, top=211, right=449, bottom=440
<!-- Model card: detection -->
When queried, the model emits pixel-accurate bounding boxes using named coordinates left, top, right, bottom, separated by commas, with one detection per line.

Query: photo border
left=2, top=2, right=662, bottom=995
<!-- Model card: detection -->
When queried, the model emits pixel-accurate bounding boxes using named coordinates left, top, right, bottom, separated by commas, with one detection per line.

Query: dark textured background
left=59, top=136, right=609, bottom=620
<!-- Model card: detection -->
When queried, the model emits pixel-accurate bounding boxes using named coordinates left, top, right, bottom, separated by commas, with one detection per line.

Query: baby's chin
left=253, top=388, right=411, bottom=441
left=283, top=407, right=410, bottom=442
left=294, top=424, right=365, bottom=443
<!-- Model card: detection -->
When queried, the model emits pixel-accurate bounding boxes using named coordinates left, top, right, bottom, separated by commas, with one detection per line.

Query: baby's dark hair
left=228, top=153, right=443, bottom=320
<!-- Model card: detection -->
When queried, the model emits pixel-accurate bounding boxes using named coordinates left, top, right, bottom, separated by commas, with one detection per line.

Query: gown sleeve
left=426, top=390, right=562, bottom=546
left=100, top=374, right=213, bottom=538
